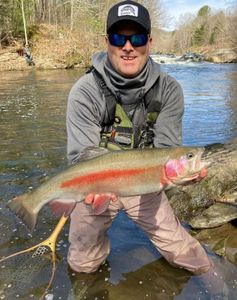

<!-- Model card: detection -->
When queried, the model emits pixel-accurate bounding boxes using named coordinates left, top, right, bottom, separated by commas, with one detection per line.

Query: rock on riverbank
left=204, top=48, right=237, bottom=63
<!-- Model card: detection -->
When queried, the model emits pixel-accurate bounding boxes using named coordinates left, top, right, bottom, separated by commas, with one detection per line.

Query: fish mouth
left=191, top=147, right=211, bottom=170
left=183, top=167, right=208, bottom=183
left=176, top=148, right=211, bottom=183
left=189, top=161, right=210, bottom=180
left=177, top=167, right=208, bottom=185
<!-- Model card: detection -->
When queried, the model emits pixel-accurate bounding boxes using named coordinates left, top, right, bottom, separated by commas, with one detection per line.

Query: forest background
left=0, top=0, right=237, bottom=70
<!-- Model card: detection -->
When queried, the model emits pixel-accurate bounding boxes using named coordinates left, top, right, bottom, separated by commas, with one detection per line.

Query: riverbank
left=0, top=25, right=236, bottom=72
left=0, top=24, right=97, bottom=72
left=197, top=45, right=237, bottom=63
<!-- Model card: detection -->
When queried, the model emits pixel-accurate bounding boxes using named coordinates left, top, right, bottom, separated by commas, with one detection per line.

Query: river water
left=0, top=61, right=237, bottom=299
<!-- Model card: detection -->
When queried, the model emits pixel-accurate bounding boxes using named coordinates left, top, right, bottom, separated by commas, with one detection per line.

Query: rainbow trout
left=8, top=147, right=208, bottom=231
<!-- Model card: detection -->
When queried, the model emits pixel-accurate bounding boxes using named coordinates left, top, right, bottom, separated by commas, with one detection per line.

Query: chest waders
left=91, top=69, right=159, bottom=150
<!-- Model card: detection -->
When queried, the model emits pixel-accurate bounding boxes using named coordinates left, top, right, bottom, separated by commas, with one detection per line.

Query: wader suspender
left=91, top=68, right=159, bottom=150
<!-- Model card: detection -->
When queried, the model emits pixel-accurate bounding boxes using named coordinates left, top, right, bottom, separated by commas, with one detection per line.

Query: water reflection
left=68, top=258, right=192, bottom=300
left=0, top=65, right=237, bottom=299
left=160, top=63, right=237, bottom=146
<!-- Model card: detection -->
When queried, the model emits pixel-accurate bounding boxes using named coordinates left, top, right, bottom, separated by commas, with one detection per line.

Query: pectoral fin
left=91, top=194, right=112, bottom=215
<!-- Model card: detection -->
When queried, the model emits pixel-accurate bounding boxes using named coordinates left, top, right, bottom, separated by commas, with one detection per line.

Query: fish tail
left=7, top=195, right=38, bottom=232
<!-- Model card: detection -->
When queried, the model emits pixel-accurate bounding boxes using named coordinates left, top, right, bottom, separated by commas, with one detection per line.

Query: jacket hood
left=92, top=51, right=161, bottom=104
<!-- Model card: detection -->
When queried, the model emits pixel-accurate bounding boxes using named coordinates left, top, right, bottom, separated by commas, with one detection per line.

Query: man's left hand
left=85, top=193, right=117, bottom=214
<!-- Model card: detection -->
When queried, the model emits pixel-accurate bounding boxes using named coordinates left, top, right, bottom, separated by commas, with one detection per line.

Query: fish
left=8, top=147, right=208, bottom=231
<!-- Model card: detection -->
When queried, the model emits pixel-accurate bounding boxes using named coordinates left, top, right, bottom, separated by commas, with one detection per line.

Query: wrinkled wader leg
left=67, top=200, right=123, bottom=273
left=121, top=191, right=213, bottom=274
left=68, top=192, right=212, bottom=274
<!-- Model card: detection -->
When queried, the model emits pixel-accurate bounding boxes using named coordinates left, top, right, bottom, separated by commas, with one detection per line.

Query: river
left=0, top=61, right=237, bottom=299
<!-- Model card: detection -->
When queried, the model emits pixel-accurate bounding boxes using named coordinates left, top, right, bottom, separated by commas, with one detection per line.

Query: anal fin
left=49, top=199, right=77, bottom=217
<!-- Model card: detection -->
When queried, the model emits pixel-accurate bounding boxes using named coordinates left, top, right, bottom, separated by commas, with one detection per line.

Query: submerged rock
left=177, top=52, right=204, bottom=62
left=193, top=223, right=237, bottom=265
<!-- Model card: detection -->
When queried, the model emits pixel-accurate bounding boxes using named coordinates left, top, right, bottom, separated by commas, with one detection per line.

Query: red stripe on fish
left=60, top=167, right=153, bottom=188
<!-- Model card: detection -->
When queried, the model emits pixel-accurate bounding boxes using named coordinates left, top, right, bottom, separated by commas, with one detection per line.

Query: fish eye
left=187, top=152, right=194, bottom=159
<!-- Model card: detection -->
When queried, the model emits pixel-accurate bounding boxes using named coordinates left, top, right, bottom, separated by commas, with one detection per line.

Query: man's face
left=106, top=22, right=152, bottom=78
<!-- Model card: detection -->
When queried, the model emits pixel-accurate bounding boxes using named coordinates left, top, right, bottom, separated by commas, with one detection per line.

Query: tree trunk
left=20, top=0, right=28, bottom=47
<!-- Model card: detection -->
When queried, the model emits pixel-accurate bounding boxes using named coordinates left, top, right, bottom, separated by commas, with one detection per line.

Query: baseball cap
left=106, top=0, right=151, bottom=34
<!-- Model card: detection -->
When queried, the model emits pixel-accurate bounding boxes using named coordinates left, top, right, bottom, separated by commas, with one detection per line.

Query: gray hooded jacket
left=66, top=52, right=184, bottom=164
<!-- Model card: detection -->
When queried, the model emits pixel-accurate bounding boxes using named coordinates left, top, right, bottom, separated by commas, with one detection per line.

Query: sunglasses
left=108, top=33, right=148, bottom=47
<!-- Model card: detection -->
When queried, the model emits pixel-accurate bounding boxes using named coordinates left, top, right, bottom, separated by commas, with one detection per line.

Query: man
left=66, top=0, right=224, bottom=294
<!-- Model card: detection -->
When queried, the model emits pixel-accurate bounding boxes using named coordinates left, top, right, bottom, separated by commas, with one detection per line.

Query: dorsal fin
left=79, top=147, right=109, bottom=161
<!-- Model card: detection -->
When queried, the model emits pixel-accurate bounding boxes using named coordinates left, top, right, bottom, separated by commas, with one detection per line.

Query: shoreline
left=0, top=46, right=236, bottom=73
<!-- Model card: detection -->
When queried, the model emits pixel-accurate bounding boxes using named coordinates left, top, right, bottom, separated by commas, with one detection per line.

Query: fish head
left=164, top=147, right=209, bottom=186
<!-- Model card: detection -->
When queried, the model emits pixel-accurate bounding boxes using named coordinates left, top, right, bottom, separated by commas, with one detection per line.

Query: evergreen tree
left=198, top=5, right=211, bottom=18
left=193, top=24, right=206, bottom=46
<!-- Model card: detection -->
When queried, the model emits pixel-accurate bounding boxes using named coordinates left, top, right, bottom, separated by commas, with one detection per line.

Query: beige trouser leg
left=67, top=198, right=122, bottom=273
left=120, top=192, right=213, bottom=274
left=67, top=192, right=213, bottom=274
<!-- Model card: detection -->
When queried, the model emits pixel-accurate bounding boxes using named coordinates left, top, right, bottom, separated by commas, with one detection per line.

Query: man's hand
left=85, top=193, right=117, bottom=215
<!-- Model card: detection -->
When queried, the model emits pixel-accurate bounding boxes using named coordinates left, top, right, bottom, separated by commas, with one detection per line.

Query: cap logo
left=118, top=4, right=138, bottom=17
